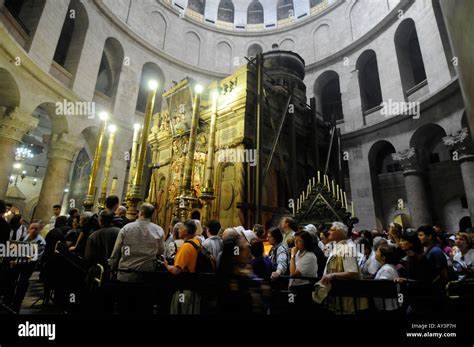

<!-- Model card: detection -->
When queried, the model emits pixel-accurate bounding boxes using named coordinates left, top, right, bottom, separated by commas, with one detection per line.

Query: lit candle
left=344, top=192, right=348, bottom=209
left=317, top=171, right=321, bottom=184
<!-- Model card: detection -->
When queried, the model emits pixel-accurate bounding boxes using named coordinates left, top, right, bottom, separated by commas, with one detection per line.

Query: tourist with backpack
left=165, top=220, right=215, bottom=314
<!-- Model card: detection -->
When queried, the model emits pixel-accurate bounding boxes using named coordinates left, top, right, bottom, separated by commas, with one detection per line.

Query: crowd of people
left=0, top=197, right=473, bottom=316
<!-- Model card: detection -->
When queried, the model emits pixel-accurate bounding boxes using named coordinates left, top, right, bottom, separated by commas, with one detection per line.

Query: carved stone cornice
left=46, top=133, right=83, bottom=162
left=0, top=107, right=39, bottom=142
left=442, top=127, right=474, bottom=163
left=392, top=147, right=422, bottom=175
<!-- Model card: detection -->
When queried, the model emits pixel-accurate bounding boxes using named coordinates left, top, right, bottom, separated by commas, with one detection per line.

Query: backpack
left=185, top=239, right=216, bottom=273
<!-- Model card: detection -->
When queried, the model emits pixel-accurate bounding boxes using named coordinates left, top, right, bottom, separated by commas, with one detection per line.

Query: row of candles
left=293, top=171, right=355, bottom=217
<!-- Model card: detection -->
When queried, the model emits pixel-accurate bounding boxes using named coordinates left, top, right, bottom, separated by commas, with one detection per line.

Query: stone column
left=443, top=128, right=474, bottom=220
left=392, top=148, right=432, bottom=227
left=0, top=107, right=39, bottom=200
left=34, top=133, right=81, bottom=223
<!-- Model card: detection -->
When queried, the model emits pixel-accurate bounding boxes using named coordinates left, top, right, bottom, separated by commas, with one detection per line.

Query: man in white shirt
left=109, top=203, right=164, bottom=282
left=202, top=220, right=223, bottom=262
left=322, top=222, right=361, bottom=284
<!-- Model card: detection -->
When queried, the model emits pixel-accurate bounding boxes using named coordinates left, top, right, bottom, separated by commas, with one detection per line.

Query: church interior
left=1, top=0, right=474, bottom=334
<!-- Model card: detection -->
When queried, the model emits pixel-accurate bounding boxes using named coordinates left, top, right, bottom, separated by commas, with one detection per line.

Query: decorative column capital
left=443, top=127, right=474, bottom=162
left=46, top=133, right=83, bottom=162
left=392, top=147, right=422, bottom=175
left=0, top=107, right=39, bottom=142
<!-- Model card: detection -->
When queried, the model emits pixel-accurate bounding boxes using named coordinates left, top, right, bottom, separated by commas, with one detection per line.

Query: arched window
left=247, top=0, right=264, bottom=24
left=136, top=63, right=164, bottom=113
left=277, top=0, right=294, bottom=20
left=217, top=0, right=234, bottom=23
left=314, top=71, right=343, bottom=123
left=356, top=50, right=383, bottom=112
left=310, top=0, right=323, bottom=7
left=52, top=0, right=88, bottom=74
left=4, top=0, right=46, bottom=37
left=95, top=38, right=124, bottom=98
left=187, top=0, right=205, bottom=15
left=247, top=43, right=262, bottom=59
left=395, top=19, right=427, bottom=96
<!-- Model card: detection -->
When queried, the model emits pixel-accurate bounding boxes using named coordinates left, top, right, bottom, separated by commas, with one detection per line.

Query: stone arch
left=313, top=23, right=331, bottom=61
left=184, top=31, right=201, bottom=66
left=356, top=49, right=383, bottom=113
left=394, top=18, right=427, bottom=98
left=216, top=41, right=232, bottom=73
left=247, top=0, right=264, bottom=24
left=52, top=0, right=89, bottom=77
left=409, top=123, right=450, bottom=168
left=0, top=68, right=21, bottom=108
left=31, top=102, right=68, bottom=135
left=247, top=43, right=263, bottom=58
left=279, top=37, right=295, bottom=51
left=217, top=0, right=235, bottom=23
left=150, top=11, right=167, bottom=50
left=135, top=62, right=165, bottom=113
left=277, top=0, right=294, bottom=21
left=95, top=37, right=124, bottom=98
left=4, top=0, right=46, bottom=42
left=313, top=70, right=343, bottom=123
left=368, top=140, right=400, bottom=229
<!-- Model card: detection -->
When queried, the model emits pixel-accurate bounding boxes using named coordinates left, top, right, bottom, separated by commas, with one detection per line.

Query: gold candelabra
left=98, top=124, right=117, bottom=209
left=176, top=84, right=203, bottom=221
left=126, top=80, right=158, bottom=220
left=84, top=112, right=109, bottom=211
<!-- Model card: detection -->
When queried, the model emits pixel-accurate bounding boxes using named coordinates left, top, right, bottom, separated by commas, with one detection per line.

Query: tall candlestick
left=99, top=124, right=117, bottom=206
left=84, top=112, right=108, bottom=211
left=332, top=181, right=335, bottom=197
left=312, top=177, right=315, bottom=187
left=297, top=198, right=300, bottom=212
left=302, top=191, right=305, bottom=201
left=127, top=123, right=141, bottom=198
left=351, top=202, right=355, bottom=217
left=336, top=184, right=340, bottom=201
left=307, top=183, right=310, bottom=196
left=317, top=171, right=321, bottom=184
left=126, top=80, right=158, bottom=220
left=292, top=199, right=295, bottom=216
left=344, top=192, right=348, bottom=209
